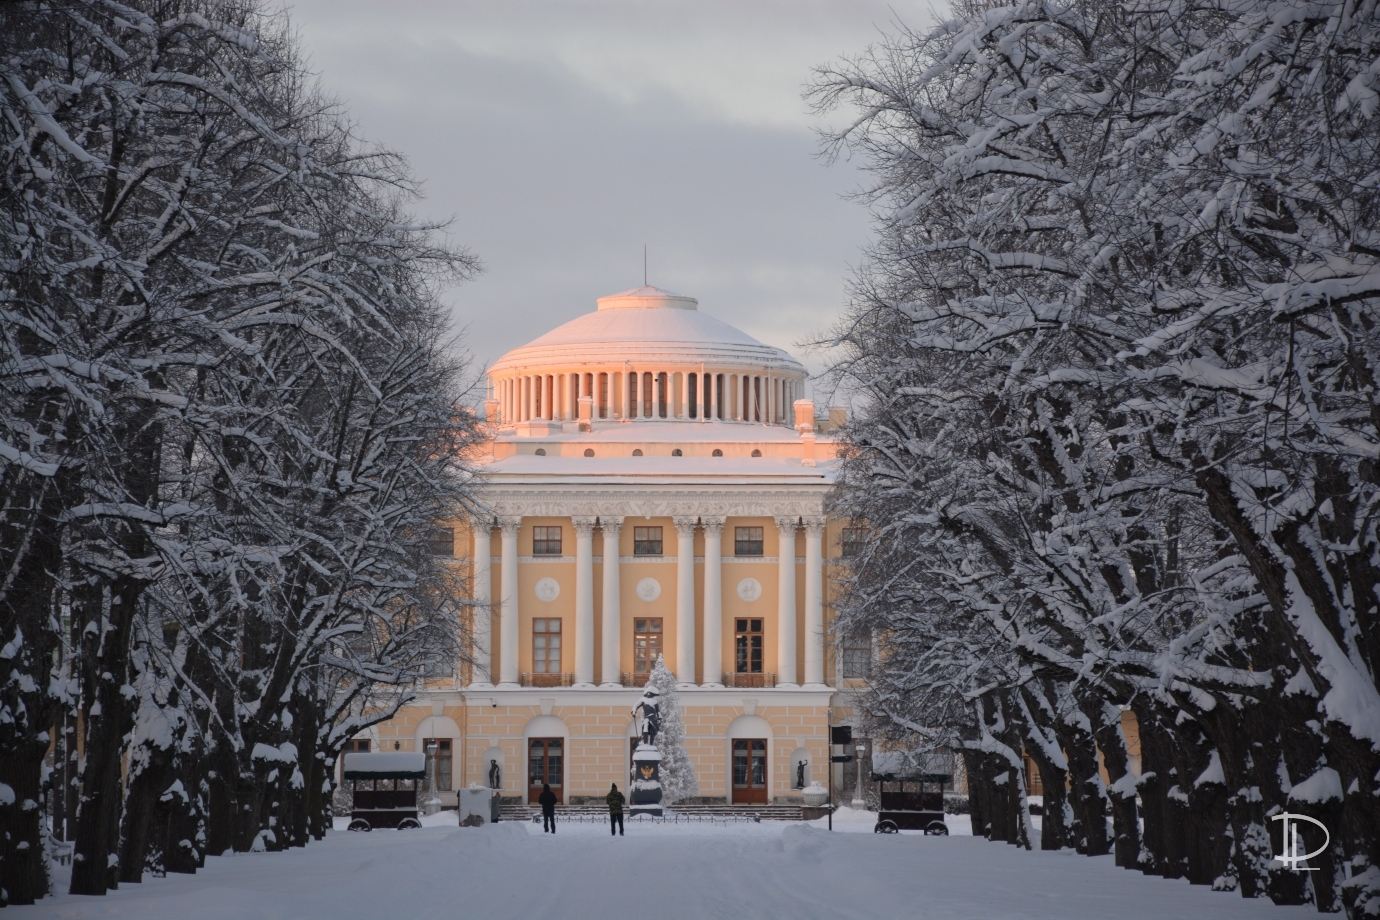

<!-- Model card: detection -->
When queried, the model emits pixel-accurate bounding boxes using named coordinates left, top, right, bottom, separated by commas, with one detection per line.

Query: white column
left=709, top=372, right=717, bottom=421
left=470, top=517, right=494, bottom=687
left=674, top=517, right=697, bottom=687
left=573, top=517, right=596, bottom=687
left=803, top=517, right=826, bottom=689
left=680, top=371, right=690, bottom=418
left=498, top=517, right=521, bottom=687
left=600, top=518, right=622, bottom=687
left=775, top=516, right=798, bottom=687
left=701, top=517, right=724, bottom=687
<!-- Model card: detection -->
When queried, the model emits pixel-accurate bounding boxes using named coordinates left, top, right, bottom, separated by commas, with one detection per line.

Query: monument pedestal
left=630, top=743, right=663, bottom=817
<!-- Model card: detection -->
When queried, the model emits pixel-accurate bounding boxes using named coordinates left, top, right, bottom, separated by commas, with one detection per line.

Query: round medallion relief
left=534, top=577, right=560, bottom=602
left=737, top=578, right=762, bottom=602
left=635, top=577, right=661, bottom=602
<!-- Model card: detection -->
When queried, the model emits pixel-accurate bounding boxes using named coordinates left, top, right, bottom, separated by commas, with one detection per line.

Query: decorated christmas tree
left=648, top=656, right=699, bottom=804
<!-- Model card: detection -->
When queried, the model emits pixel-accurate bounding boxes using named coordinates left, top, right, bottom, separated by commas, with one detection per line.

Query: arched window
left=584, top=448, right=595, bottom=458
left=712, top=449, right=723, bottom=457
left=672, top=449, right=682, bottom=457
left=535, top=448, right=546, bottom=456
left=751, top=449, right=762, bottom=458
left=632, top=449, right=643, bottom=456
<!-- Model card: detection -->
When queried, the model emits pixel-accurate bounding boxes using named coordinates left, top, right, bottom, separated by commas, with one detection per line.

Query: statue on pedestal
left=630, top=686, right=664, bottom=816
left=488, top=759, right=501, bottom=790
left=633, top=686, right=661, bottom=746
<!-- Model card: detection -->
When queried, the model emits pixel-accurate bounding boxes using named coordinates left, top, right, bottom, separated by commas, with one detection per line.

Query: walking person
left=538, top=782, right=557, bottom=833
left=606, top=782, right=625, bottom=836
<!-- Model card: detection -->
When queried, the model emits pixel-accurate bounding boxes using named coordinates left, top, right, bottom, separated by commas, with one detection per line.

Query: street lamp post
left=852, top=741, right=866, bottom=809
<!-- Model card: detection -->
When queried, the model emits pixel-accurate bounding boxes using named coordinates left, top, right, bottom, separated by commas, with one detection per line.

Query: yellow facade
left=360, top=284, right=863, bottom=805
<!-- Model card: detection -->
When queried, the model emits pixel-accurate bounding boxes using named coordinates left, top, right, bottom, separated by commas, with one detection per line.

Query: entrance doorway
left=528, top=738, right=564, bottom=804
left=732, top=739, right=768, bottom=804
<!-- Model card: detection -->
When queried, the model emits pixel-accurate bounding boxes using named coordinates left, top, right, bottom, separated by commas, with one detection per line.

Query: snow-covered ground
left=21, top=812, right=1312, bottom=920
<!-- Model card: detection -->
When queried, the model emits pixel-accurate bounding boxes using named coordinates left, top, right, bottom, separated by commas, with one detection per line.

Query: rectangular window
left=633, top=618, right=663, bottom=679
left=424, top=738, right=452, bottom=792
left=841, top=527, right=868, bottom=558
left=532, top=525, right=562, bottom=556
left=735, top=526, right=764, bottom=556
left=842, top=636, right=871, bottom=679
left=343, top=739, right=370, bottom=755
left=430, top=527, right=455, bottom=556
left=533, top=618, right=562, bottom=674
left=735, top=618, right=763, bottom=674
left=633, top=526, right=663, bottom=556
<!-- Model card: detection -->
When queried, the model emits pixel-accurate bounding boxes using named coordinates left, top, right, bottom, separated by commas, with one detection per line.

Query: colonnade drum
left=498, top=368, right=805, bottom=426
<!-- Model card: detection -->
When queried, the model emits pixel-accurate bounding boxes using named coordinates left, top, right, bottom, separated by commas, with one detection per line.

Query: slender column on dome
left=775, top=516, right=798, bottom=687
left=655, top=372, right=664, bottom=419
left=600, top=518, right=622, bottom=686
left=524, top=376, right=532, bottom=422
left=701, top=518, right=724, bottom=687
left=709, top=372, right=717, bottom=422
left=546, top=375, right=554, bottom=420
left=680, top=371, right=690, bottom=419
left=573, top=517, right=596, bottom=687
left=674, top=517, right=697, bottom=686
left=628, top=367, right=637, bottom=419
left=469, top=516, right=493, bottom=687
left=803, top=518, right=826, bottom=688
left=498, top=517, right=521, bottom=687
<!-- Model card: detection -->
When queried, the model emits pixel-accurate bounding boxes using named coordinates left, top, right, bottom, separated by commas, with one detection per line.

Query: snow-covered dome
left=488, top=285, right=809, bottom=431
left=489, top=285, right=804, bottom=375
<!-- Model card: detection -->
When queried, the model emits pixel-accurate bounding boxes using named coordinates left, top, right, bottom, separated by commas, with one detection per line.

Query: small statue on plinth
left=630, top=686, right=664, bottom=816
left=488, top=759, right=501, bottom=790
left=796, top=759, right=807, bottom=789
left=633, top=686, right=661, bottom=746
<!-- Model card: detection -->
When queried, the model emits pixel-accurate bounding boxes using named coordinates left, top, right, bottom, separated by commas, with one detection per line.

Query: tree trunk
left=1054, top=716, right=1109, bottom=856
left=69, top=576, right=141, bottom=895
left=1085, top=699, right=1139, bottom=869
left=0, top=470, right=68, bottom=905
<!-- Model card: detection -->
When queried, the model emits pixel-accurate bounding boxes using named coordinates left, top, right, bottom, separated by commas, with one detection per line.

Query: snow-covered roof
left=871, top=751, right=953, bottom=782
left=342, top=752, right=426, bottom=779
left=489, top=286, right=805, bottom=376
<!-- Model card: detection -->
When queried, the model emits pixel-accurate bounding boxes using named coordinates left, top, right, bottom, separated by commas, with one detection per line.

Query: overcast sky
left=282, top=1, right=934, bottom=384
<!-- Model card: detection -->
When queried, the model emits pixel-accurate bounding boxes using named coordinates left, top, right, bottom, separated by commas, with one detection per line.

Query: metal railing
left=518, top=672, right=573, bottom=687
left=722, top=672, right=776, bottom=689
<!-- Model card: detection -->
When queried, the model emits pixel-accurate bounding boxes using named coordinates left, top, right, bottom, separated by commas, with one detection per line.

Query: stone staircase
left=500, top=802, right=807, bottom=822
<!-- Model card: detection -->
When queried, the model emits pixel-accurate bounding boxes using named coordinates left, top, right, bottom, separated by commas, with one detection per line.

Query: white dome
left=490, top=286, right=804, bottom=375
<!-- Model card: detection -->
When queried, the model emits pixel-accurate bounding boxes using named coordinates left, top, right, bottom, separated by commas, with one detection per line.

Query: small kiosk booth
left=342, top=752, right=427, bottom=831
left=871, top=752, right=950, bottom=835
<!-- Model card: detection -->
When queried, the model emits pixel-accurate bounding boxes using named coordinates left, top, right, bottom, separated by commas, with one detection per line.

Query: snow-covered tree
left=648, top=656, right=698, bottom=804
left=0, top=0, right=481, bottom=904
left=812, top=0, right=1380, bottom=912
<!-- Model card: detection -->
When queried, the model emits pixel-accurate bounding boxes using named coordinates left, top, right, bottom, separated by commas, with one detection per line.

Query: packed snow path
left=24, top=814, right=1312, bottom=920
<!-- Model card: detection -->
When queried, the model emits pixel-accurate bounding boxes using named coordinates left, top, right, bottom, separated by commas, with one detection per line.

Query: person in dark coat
left=538, top=783, right=558, bottom=833
left=606, top=783, right=625, bottom=836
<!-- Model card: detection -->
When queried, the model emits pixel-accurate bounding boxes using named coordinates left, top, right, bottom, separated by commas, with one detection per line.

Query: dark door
left=732, top=739, right=768, bottom=804
left=528, top=738, right=564, bottom=804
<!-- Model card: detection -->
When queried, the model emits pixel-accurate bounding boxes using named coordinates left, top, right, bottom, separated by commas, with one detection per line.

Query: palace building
left=355, top=285, right=861, bottom=806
